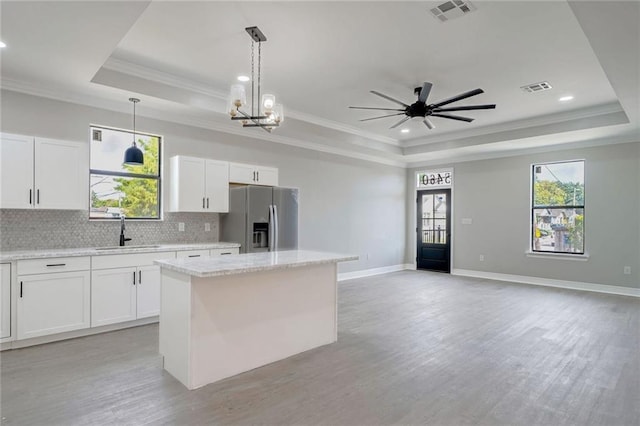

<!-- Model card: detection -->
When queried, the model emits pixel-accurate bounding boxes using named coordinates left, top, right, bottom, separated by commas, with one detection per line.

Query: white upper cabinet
left=0, top=133, right=87, bottom=210
left=229, top=162, right=278, bottom=186
left=0, top=134, right=34, bottom=208
left=170, top=156, right=229, bottom=213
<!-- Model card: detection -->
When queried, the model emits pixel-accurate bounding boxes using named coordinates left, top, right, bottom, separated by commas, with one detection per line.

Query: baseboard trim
left=452, top=269, right=640, bottom=298
left=1, top=316, right=159, bottom=351
left=338, top=264, right=412, bottom=281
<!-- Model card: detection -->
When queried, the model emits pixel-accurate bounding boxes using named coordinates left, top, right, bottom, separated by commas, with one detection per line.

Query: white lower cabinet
left=1, top=264, right=11, bottom=339
left=136, top=265, right=161, bottom=319
left=90, top=252, right=175, bottom=327
left=17, top=269, right=91, bottom=340
left=210, top=248, right=240, bottom=256
left=91, top=267, right=137, bottom=327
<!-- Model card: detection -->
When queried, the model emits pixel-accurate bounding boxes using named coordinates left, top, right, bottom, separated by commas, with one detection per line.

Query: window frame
left=89, top=125, right=162, bottom=220
left=530, top=159, right=585, bottom=255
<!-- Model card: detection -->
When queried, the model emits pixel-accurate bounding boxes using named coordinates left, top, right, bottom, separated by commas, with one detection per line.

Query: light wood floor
left=1, top=271, right=639, bottom=425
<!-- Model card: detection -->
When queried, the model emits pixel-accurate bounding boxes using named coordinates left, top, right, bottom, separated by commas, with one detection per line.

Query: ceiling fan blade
left=430, top=113, right=474, bottom=122
left=349, top=106, right=406, bottom=112
left=432, top=104, right=496, bottom=112
left=418, top=82, right=433, bottom=103
left=430, top=88, right=484, bottom=108
left=370, top=91, right=409, bottom=107
left=390, top=116, right=411, bottom=129
left=423, top=118, right=435, bottom=130
left=359, top=113, right=405, bottom=122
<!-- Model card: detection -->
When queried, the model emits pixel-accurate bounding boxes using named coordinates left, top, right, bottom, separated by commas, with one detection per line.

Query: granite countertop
left=155, top=250, right=359, bottom=278
left=0, top=242, right=241, bottom=262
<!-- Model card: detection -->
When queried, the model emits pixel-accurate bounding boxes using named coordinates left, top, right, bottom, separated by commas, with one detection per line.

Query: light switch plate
left=178, top=222, right=185, bottom=232
left=462, top=218, right=473, bottom=225
left=205, top=223, right=211, bottom=232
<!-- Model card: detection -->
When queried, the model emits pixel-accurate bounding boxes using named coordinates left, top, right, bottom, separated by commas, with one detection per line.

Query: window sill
left=525, top=251, right=589, bottom=261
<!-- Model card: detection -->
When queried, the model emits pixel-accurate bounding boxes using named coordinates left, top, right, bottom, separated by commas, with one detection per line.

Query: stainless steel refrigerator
left=220, top=186, right=298, bottom=253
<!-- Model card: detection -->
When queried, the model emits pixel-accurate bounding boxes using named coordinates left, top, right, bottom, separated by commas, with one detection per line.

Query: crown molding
left=405, top=132, right=640, bottom=168
left=402, top=101, right=627, bottom=148
left=1, top=78, right=407, bottom=168
left=101, top=57, right=399, bottom=147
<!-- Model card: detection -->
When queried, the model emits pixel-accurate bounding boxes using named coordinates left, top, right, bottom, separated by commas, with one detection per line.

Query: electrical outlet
left=461, top=218, right=473, bottom=225
left=178, top=222, right=185, bottom=232
left=479, top=254, right=484, bottom=262
left=205, top=223, right=211, bottom=232
left=624, top=266, right=631, bottom=275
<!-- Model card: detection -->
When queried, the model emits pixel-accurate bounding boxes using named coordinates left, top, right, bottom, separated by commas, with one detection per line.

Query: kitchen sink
left=95, top=245, right=162, bottom=251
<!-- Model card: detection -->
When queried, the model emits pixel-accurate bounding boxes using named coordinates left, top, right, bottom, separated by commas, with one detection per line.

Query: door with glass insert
left=417, top=189, right=451, bottom=272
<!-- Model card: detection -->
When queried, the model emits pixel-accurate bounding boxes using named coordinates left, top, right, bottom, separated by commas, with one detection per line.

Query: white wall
left=407, top=142, right=640, bottom=289
left=1, top=90, right=406, bottom=273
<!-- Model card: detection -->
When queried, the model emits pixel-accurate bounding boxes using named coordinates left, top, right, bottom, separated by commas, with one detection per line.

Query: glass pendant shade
left=273, top=104, right=284, bottom=124
left=262, top=94, right=275, bottom=113
left=230, top=84, right=246, bottom=108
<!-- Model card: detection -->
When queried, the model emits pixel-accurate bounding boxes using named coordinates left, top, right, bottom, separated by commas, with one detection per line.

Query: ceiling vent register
left=521, top=81, right=553, bottom=93
left=430, top=0, right=477, bottom=22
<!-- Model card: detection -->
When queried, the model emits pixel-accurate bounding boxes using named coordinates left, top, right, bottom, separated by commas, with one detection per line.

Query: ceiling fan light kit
left=229, top=26, right=284, bottom=133
left=350, top=82, right=496, bottom=131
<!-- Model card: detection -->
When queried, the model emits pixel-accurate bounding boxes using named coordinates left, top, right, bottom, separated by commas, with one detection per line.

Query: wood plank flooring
left=1, top=271, right=639, bottom=425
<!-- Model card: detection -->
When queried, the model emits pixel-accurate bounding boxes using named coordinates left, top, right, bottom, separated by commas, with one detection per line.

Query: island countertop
left=154, top=250, right=358, bottom=278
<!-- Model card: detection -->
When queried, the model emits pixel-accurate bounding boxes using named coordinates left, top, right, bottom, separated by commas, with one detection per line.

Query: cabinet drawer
left=176, top=250, right=210, bottom=259
left=210, top=248, right=239, bottom=256
left=17, top=256, right=90, bottom=275
left=92, top=251, right=176, bottom=270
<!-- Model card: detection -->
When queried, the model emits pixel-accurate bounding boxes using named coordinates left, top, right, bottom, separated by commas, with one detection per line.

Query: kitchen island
left=155, top=250, right=357, bottom=390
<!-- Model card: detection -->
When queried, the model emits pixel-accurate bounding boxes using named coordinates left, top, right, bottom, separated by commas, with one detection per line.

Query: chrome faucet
left=119, top=215, right=132, bottom=246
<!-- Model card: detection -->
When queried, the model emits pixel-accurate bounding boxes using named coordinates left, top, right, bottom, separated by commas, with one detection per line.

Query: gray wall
left=1, top=90, right=406, bottom=272
left=407, top=142, right=640, bottom=289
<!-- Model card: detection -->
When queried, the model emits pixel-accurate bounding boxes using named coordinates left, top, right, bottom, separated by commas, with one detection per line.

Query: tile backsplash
left=0, top=209, right=220, bottom=251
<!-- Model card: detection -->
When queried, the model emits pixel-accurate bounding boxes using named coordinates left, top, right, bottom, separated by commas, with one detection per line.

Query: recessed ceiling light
left=237, top=75, right=250, bottom=82
left=0, top=41, right=6, bottom=48
left=400, top=129, right=410, bottom=133
left=559, top=95, right=574, bottom=102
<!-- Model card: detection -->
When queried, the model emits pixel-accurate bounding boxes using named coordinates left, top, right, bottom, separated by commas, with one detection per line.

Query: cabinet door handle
left=202, top=197, right=205, bottom=209
left=133, top=271, right=136, bottom=285
left=188, top=254, right=200, bottom=258
left=29, top=189, right=32, bottom=205
left=220, top=252, right=232, bottom=255
left=206, top=198, right=209, bottom=209
left=256, top=171, right=259, bottom=181
left=37, top=189, right=40, bottom=204
left=20, top=281, right=23, bottom=298
left=253, top=171, right=256, bottom=181
left=138, top=270, right=142, bottom=285
left=46, top=263, right=66, bottom=267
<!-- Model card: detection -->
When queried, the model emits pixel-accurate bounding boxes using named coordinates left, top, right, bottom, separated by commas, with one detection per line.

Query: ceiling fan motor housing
left=408, top=102, right=429, bottom=117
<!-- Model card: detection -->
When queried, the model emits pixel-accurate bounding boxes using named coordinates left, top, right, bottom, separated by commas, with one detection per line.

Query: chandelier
left=229, top=26, right=283, bottom=133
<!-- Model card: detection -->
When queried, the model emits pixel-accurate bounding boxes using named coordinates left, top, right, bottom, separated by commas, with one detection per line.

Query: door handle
left=29, top=189, right=32, bottom=205
left=206, top=198, right=209, bottom=209
left=138, top=270, right=142, bottom=284
left=20, top=281, right=23, bottom=298
left=133, top=271, right=136, bottom=285
left=202, top=197, right=205, bottom=209
left=37, top=189, right=40, bottom=204
left=188, top=254, right=200, bottom=258
left=256, top=171, right=259, bottom=181
left=252, top=171, right=256, bottom=181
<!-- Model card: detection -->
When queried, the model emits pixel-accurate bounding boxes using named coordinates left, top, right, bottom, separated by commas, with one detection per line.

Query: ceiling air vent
left=521, top=81, right=553, bottom=93
left=430, top=0, right=477, bottom=22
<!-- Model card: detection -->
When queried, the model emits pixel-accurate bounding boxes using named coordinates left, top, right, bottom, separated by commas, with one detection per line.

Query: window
left=531, top=160, right=584, bottom=254
left=89, top=126, right=161, bottom=219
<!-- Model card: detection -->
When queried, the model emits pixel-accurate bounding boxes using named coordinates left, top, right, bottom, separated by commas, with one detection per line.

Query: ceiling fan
left=349, top=82, right=496, bottom=130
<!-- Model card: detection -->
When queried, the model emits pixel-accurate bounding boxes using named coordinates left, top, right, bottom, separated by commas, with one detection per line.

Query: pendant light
left=123, top=97, right=143, bottom=166
left=228, top=26, right=284, bottom=133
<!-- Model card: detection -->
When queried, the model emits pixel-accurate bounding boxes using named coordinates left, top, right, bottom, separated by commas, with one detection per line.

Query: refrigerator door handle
left=268, top=205, right=274, bottom=251
left=273, top=204, right=279, bottom=251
